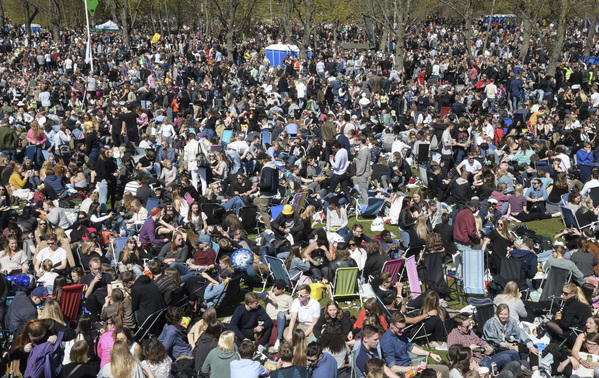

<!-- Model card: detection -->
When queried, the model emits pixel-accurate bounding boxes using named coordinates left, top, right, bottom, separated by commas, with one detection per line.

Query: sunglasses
left=298, top=293, right=310, bottom=298
left=562, top=291, right=572, bottom=296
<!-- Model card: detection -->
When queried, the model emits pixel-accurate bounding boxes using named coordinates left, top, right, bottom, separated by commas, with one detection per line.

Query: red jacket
left=453, top=208, right=480, bottom=245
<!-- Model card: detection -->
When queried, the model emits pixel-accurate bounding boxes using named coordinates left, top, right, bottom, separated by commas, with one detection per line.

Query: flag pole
left=84, top=0, right=93, bottom=72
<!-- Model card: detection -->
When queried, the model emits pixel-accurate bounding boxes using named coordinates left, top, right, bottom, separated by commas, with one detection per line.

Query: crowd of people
left=1, top=10, right=599, bottom=378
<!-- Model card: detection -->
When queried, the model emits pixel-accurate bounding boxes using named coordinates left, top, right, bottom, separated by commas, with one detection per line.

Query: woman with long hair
left=11, top=318, right=76, bottom=374
left=483, top=218, right=514, bottom=274
left=201, top=330, right=239, bottom=378
left=303, top=228, right=334, bottom=280
left=97, top=316, right=123, bottom=368
left=283, top=245, right=311, bottom=283
left=194, top=319, right=223, bottom=373
left=326, top=198, right=349, bottom=238
left=171, top=189, right=189, bottom=219
left=186, top=201, right=205, bottom=234
left=101, top=288, right=136, bottom=330
left=158, top=231, right=191, bottom=281
left=408, top=215, right=428, bottom=249
left=546, top=283, right=593, bottom=340
left=449, top=346, right=478, bottom=378
left=62, top=314, right=94, bottom=365
left=61, top=339, right=100, bottom=378
left=292, top=328, right=309, bottom=368
left=188, top=308, right=217, bottom=347
left=576, top=196, right=599, bottom=231
left=98, top=340, right=147, bottom=378
left=88, top=201, right=114, bottom=230
left=567, top=317, right=599, bottom=375
left=26, top=120, right=48, bottom=166
left=117, top=237, right=146, bottom=276
left=483, top=304, right=539, bottom=371
left=558, top=332, right=599, bottom=377
left=494, top=281, right=531, bottom=322
left=40, top=299, right=65, bottom=324
left=572, top=236, right=599, bottom=278
left=114, top=328, right=143, bottom=360
left=318, top=324, right=351, bottom=370
left=0, top=234, right=28, bottom=274
left=314, top=300, right=353, bottom=340
left=140, top=337, right=172, bottom=378
left=547, top=172, right=569, bottom=205
left=300, top=205, right=316, bottom=242
left=353, top=297, right=388, bottom=334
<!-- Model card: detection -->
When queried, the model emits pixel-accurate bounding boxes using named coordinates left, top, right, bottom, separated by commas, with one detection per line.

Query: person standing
left=183, top=133, right=208, bottom=194
left=328, top=141, right=352, bottom=207
left=355, top=135, right=371, bottom=204
left=253, top=152, right=279, bottom=230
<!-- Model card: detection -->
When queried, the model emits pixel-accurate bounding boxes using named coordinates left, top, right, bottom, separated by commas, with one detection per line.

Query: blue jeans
left=480, top=349, right=520, bottom=371
left=225, top=149, right=241, bottom=175
left=222, top=196, right=245, bottom=214
left=397, top=230, right=410, bottom=250
left=1, top=149, right=16, bottom=161
left=89, top=147, right=99, bottom=164
left=170, top=262, right=196, bottom=282
left=142, top=162, right=161, bottom=178
left=199, top=128, right=215, bottom=141
left=487, top=98, right=496, bottom=114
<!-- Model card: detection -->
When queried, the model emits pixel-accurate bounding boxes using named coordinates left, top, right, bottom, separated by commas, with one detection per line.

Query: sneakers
left=273, top=339, right=280, bottom=351
left=551, top=212, right=562, bottom=218
left=435, top=342, right=448, bottom=351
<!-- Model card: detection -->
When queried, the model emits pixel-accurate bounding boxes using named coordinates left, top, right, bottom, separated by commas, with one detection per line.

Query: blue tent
left=21, top=24, right=42, bottom=33
left=265, top=44, right=311, bottom=67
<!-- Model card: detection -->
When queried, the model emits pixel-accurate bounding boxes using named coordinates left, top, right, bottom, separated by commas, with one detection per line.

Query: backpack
left=430, top=133, right=441, bottom=152
left=24, top=331, right=64, bottom=378
left=32, top=191, right=46, bottom=204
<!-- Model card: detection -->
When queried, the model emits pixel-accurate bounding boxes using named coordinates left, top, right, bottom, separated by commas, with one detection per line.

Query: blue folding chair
left=212, top=241, right=220, bottom=263
left=561, top=193, right=569, bottom=206
left=25, top=145, right=36, bottom=161
left=221, top=129, right=233, bottom=147
left=460, top=248, right=486, bottom=303
left=145, top=197, right=160, bottom=214
left=270, top=205, right=285, bottom=222
left=265, top=256, right=300, bottom=293
left=135, top=146, right=148, bottom=156
left=262, top=129, right=272, bottom=148
left=111, top=237, right=129, bottom=266
left=356, top=197, right=386, bottom=222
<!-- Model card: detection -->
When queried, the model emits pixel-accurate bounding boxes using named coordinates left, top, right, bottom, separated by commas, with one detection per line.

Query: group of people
left=1, top=6, right=599, bottom=378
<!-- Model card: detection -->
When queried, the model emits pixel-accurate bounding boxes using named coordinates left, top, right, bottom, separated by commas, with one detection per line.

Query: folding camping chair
left=111, top=237, right=129, bottom=266
left=244, top=264, right=269, bottom=293
left=459, top=249, right=486, bottom=303
left=538, top=267, right=572, bottom=313
left=330, top=267, right=362, bottom=308
left=380, top=258, right=405, bottom=286
left=422, top=252, right=455, bottom=299
left=590, top=187, right=599, bottom=209
left=473, top=303, right=495, bottom=337
left=221, top=129, right=233, bottom=147
left=270, top=205, right=285, bottom=222
left=60, top=284, right=85, bottom=327
left=213, top=275, right=242, bottom=312
left=402, top=255, right=422, bottom=299
left=145, top=197, right=159, bottom=213
left=201, top=203, right=225, bottom=226
left=356, top=197, right=386, bottom=222
left=415, top=144, right=430, bottom=166
left=498, top=257, right=522, bottom=283
left=239, top=206, right=261, bottom=235
left=288, top=192, right=308, bottom=213
left=561, top=206, right=598, bottom=231
left=418, top=166, right=429, bottom=188
left=262, top=129, right=272, bottom=148
left=561, top=193, right=569, bottom=206
left=265, top=256, right=301, bottom=294
left=376, top=295, right=392, bottom=323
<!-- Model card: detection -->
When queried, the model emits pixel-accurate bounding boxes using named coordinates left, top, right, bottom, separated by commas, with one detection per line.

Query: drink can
left=588, top=354, right=593, bottom=363
left=491, top=362, right=498, bottom=376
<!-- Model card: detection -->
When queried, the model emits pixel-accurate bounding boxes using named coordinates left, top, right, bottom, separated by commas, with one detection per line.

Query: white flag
left=85, top=36, right=91, bottom=64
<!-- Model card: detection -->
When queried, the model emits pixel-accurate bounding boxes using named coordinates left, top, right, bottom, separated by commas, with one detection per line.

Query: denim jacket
left=482, top=315, right=533, bottom=349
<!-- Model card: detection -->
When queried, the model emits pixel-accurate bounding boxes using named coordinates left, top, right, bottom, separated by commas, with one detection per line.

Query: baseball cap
left=197, top=234, right=211, bottom=243
left=32, top=287, right=51, bottom=299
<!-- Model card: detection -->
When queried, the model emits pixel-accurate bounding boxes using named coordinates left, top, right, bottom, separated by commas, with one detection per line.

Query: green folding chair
left=330, top=267, right=362, bottom=308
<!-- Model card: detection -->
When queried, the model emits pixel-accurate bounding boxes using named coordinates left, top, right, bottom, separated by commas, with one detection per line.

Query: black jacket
left=271, top=212, right=304, bottom=234
left=555, top=297, right=592, bottom=331
left=313, top=308, right=352, bottom=339
left=194, top=332, right=218, bottom=374
left=363, top=253, right=390, bottom=280
left=328, top=258, right=358, bottom=281
left=131, top=275, right=166, bottom=328
left=258, top=161, right=279, bottom=197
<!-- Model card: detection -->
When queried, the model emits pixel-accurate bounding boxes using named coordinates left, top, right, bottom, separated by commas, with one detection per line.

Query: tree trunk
left=463, top=3, right=473, bottom=59
left=52, top=21, right=60, bottom=42
left=548, top=0, right=567, bottom=76
left=24, top=2, right=32, bottom=37
left=482, top=0, right=496, bottom=54
left=226, top=30, right=234, bottom=61
left=394, top=27, right=405, bottom=73
left=164, top=1, right=171, bottom=34
left=519, top=17, right=532, bottom=61
left=379, top=26, right=387, bottom=52
left=120, top=4, right=130, bottom=43
left=333, top=22, right=338, bottom=44
left=586, top=15, right=597, bottom=55
left=0, top=0, right=5, bottom=29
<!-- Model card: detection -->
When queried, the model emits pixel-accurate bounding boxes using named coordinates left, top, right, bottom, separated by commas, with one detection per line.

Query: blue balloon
left=231, top=248, right=254, bottom=271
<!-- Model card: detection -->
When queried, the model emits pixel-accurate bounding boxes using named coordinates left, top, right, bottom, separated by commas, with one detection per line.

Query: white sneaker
left=273, top=339, right=280, bottom=351
left=551, top=212, right=562, bottom=218
left=435, top=342, right=448, bottom=351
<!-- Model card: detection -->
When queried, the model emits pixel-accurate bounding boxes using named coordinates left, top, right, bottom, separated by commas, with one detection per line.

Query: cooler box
left=309, top=283, right=323, bottom=301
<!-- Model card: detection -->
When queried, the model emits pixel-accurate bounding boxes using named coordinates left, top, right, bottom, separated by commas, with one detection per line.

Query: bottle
left=491, top=362, right=498, bottom=376
left=588, top=354, right=593, bottom=363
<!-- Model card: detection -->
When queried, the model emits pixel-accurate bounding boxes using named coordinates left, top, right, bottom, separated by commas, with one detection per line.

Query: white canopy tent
left=95, top=20, right=120, bottom=31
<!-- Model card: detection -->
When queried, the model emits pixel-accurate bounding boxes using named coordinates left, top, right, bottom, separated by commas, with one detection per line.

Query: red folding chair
left=60, top=284, right=85, bottom=327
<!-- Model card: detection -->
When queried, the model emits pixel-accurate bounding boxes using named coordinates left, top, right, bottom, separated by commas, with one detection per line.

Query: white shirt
left=36, top=247, right=67, bottom=267
left=227, top=140, right=250, bottom=155
left=591, top=92, right=599, bottom=108
left=291, top=297, right=321, bottom=325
